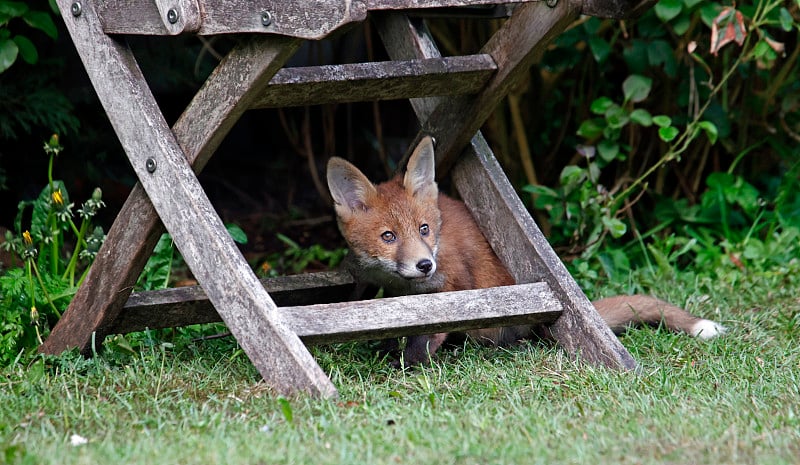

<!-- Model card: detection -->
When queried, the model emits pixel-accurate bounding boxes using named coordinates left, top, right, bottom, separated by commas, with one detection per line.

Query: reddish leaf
left=710, top=7, right=747, bottom=56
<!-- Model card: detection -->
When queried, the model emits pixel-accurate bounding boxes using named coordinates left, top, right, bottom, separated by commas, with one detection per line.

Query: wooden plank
left=111, top=271, right=357, bottom=334
left=96, top=0, right=532, bottom=37
left=42, top=35, right=302, bottom=357
left=292, top=282, right=561, bottom=345
left=47, top=0, right=335, bottom=397
left=251, top=55, right=496, bottom=108
left=98, top=0, right=368, bottom=39
left=112, top=281, right=561, bottom=345
left=451, top=135, right=638, bottom=370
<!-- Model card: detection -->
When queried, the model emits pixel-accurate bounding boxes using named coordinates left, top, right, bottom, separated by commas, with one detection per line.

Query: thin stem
left=30, top=259, right=62, bottom=319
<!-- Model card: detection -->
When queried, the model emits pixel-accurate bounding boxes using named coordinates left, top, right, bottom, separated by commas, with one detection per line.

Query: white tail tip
left=691, top=319, right=726, bottom=339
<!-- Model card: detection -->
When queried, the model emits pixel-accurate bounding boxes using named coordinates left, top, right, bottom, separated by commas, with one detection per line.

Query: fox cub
left=327, top=136, right=724, bottom=365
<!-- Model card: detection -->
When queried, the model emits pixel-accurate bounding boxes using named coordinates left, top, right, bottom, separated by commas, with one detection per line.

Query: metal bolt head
left=261, top=11, right=272, bottom=27
left=71, top=2, right=82, bottom=17
left=167, top=8, right=179, bottom=24
left=145, top=158, right=157, bottom=173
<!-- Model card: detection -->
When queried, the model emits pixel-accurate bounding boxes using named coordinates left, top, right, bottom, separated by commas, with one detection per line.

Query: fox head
left=327, top=136, right=444, bottom=294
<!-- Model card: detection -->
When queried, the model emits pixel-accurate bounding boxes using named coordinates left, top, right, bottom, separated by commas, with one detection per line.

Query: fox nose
left=416, top=259, right=433, bottom=274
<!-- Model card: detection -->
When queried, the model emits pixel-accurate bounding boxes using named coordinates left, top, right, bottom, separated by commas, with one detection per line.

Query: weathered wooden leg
left=452, top=136, right=637, bottom=369
left=42, top=34, right=300, bottom=355
left=45, top=0, right=335, bottom=397
left=377, top=6, right=637, bottom=370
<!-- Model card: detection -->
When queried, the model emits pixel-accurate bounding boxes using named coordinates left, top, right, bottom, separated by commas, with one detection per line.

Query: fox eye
left=419, top=224, right=430, bottom=236
left=381, top=231, right=396, bottom=243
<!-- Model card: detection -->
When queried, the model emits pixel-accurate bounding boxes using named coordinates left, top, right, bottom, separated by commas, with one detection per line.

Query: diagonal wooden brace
left=42, top=34, right=301, bottom=356
left=44, top=0, right=335, bottom=397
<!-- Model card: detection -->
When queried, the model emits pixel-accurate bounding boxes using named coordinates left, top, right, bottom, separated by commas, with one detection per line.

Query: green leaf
left=0, top=1, right=28, bottom=17
left=658, top=126, right=679, bottom=142
left=559, top=165, right=587, bottom=188
left=622, top=74, right=652, bottom=103
left=577, top=118, right=605, bottom=139
left=672, top=14, right=691, bottom=35
left=277, top=398, right=293, bottom=423
left=11, top=35, right=36, bottom=64
left=0, top=37, right=17, bottom=73
left=604, top=104, right=629, bottom=129
left=655, top=0, right=682, bottom=22
left=646, top=40, right=678, bottom=77
left=696, top=121, right=718, bottom=144
left=630, top=108, right=653, bottom=126
left=682, top=0, right=703, bottom=8
left=225, top=223, right=248, bottom=244
left=652, top=115, right=672, bottom=127
left=587, top=36, right=611, bottom=64
left=602, top=216, right=627, bottom=238
left=597, top=140, right=620, bottom=162
left=23, top=10, right=57, bottom=39
left=590, top=97, right=614, bottom=115
left=779, top=7, right=794, bottom=32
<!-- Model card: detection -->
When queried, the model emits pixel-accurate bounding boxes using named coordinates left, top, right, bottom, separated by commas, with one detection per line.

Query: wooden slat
left=251, top=55, right=497, bottom=108
left=117, top=282, right=562, bottom=345
left=48, top=0, right=336, bottom=398
left=452, top=135, right=638, bottom=370
left=292, top=282, right=561, bottom=345
left=96, top=0, right=533, bottom=37
left=97, top=0, right=368, bottom=39
left=111, top=271, right=357, bottom=334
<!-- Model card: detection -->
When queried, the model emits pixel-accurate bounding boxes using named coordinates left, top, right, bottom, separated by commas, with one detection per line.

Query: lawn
left=2, top=265, right=799, bottom=465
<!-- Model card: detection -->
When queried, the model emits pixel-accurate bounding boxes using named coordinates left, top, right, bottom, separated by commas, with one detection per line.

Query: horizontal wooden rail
left=252, top=55, right=497, bottom=108
left=113, top=277, right=561, bottom=346
left=96, top=0, right=527, bottom=39
left=112, top=270, right=357, bottom=334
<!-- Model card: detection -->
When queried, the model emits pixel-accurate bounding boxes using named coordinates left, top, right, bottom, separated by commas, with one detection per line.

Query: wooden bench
left=42, top=0, right=652, bottom=397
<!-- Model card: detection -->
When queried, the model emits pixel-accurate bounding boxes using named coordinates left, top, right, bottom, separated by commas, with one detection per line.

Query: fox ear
left=404, top=136, right=438, bottom=200
left=327, top=157, right=378, bottom=215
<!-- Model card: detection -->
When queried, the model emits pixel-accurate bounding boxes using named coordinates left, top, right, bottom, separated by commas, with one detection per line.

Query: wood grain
left=112, top=271, right=357, bottom=334
left=252, top=55, right=496, bottom=108
left=46, top=0, right=335, bottom=397
left=452, top=135, right=638, bottom=370
left=117, top=282, right=562, bottom=345
left=42, top=35, right=302, bottom=357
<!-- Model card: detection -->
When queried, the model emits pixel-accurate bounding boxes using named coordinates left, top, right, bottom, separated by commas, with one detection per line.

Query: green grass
left=2, top=265, right=800, bottom=465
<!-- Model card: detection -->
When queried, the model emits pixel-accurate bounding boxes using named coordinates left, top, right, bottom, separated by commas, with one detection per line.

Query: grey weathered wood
left=96, top=0, right=536, bottom=37
left=49, top=0, right=335, bottom=397
left=292, top=282, right=561, bottom=345
left=374, top=14, right=446, bottom=119
left=98, top=0, right=368, bottom=39
left=252, top=55, right=497, bottom=108
left=112, top=271, right=357, bottom=334
left=154, top=0, right=201, bottom=34
left=415, top=0, right=582, bottom=176
left=452, top=135, right=638, bottom=370
left=42, top=35, right=302, bottom=357
left=112, top=281, right=561, bottom=344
